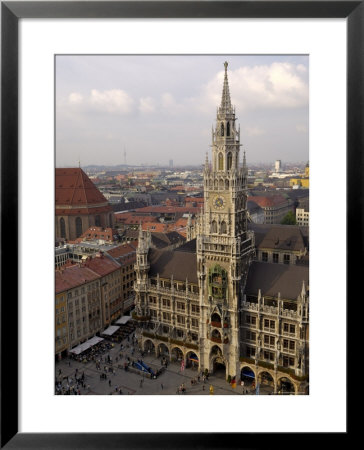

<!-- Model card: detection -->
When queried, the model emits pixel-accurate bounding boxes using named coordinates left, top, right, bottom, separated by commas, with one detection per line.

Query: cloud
left=201, top=62, right=308, bottom=112
left=139, top=96, right=156, bottom=113
left=89, top=89, right=134, bottom=114
left=68, top=92, right=83, bottom=104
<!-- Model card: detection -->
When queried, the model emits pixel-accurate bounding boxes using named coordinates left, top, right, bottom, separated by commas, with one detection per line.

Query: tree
left=281, top=211, right=296, bottom=225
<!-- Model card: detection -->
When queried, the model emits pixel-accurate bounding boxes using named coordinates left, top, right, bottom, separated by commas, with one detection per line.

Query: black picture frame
left=1, top=1, right=359, bottom=448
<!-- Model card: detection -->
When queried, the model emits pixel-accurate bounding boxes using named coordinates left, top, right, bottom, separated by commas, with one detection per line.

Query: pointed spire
left=301, top=280, right=306, bottom=298
left=219, top=61, right=233, bottom=115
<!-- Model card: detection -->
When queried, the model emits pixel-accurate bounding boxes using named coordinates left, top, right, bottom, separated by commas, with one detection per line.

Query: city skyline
left=56, top=55, right=309, bottom=167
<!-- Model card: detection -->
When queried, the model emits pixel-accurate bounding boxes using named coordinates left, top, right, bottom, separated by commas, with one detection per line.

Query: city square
left=55, top=330, right=274, bottom=396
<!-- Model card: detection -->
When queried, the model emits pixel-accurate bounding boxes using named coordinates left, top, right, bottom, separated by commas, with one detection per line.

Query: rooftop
left=245, top=261, right=308, bottom=300
left=55, top=168, right=110, bottom=208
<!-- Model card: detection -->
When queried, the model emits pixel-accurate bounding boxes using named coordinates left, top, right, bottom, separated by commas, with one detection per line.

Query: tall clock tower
left=196, top=62, right=255, bottom=379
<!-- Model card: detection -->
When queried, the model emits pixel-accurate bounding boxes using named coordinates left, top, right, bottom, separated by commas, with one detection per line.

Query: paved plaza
left=55, top=333, right=274, bottom=396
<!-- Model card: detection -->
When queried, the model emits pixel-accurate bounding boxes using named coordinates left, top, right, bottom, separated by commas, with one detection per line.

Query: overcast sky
left=56, top=55, right=309, bottom=167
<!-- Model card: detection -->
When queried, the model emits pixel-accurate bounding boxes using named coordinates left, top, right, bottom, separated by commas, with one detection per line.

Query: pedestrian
left=161, top=383, right=163, bottom=390
left=109, top=379, right=111, bottom=387
left=202, top=385, right=205, bottom=391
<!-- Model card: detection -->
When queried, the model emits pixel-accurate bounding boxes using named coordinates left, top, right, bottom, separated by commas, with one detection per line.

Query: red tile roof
left=133, top=206, right=200, bottom=214
left=78, top=226, right=117, bottom=242
left=248, top=195, right=288, bottom=208
left=55, top=264, right=99, bottom=294
left=83, top=254, right=121, bottom=276
left=55, top=168, right=111, bottom=208
left=106, top=243, right=138, bottom=259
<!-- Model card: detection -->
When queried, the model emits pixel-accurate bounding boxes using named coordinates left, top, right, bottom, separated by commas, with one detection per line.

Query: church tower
left=196, top=62, right=255, bottom=379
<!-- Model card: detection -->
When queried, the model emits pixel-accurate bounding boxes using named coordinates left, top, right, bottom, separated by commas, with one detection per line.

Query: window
left=246, top=315, right=257, bottom=326
left=284, top=254, right=290, bottom=264
left=226, top=122, right=230, bottom=137
left=264, top=335, right=275, bottom=346
left=264, top=351, right=275, bottom=361
left=262, top=252, right=268, bottom=262
left=211, top=220, right=217, bottom=233
left=176, top=302, right=185, bottom=311
left=75, top=217, right=83, bottom=238
left=177, top=315, right=185, bottom=325
left=264, top=319, right=275, bottom=330
left=246, top=330, right=256, bottom=341
left=150, top=309, right=157, bottom=318
left=218, top=152, right=224, bottom=170
left=162, top=298, right=170, bottom=308
left=162, top=312, right=171, bottom=322
left=149, top=296, right=157, bottom=305
left=95, top=215, right=101, bottom=227
left=191, top=304, right=200, bottom=314
left=220, top=123, right=224, bottom=136
left=283, top=356, right=295, bottom=367
left=191, top=318, right=199, bottom=328
left=273, top=253, right=279, bottom=263
left=177, top=329, right=184, bottom=338
left=220, top=221, right=227, bottom=234
left=283, top=323, right=296, bottom=335
left=246, top=346, right=256, bottom=358
left=60, top=217, right=66, bottom=238
left=227, top=152, right=232, bottom=170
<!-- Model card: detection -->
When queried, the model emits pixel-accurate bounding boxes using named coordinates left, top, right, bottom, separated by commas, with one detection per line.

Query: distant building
left=247, top=195, right=293, bottom=224
left=296, top=198, right=309, bottom=227
left=275, top=160, right=282, bottom=172
left=290, top=163, right=309, bottom=189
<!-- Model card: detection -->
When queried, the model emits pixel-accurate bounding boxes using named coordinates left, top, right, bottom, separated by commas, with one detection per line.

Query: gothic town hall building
left=134, top=63, right=309, bottom=395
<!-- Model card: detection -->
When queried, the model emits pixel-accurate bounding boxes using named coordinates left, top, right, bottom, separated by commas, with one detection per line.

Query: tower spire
left=219, top=61, right=233, bottom=115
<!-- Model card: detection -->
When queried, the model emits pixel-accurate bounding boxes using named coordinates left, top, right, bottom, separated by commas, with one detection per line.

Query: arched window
left=227, top=152, right=232, bottom=170
left=227, top=122, right=230, bottom=136
left=95, top=215, right=101, bottom=227
left=211, top=312, right=221, bottom=324
left=220, top=221, right=227, bottom=234
left=220, top=123, right=224, bottom=136
left=225, top=179, right=229, bottom=189
left=75, top=217, right=82, bottom=238
left=60, top=217, right=66, bottom=238
left=211, top=220, right=217, bottom=233
left=218, top=153, right=224, bottom=171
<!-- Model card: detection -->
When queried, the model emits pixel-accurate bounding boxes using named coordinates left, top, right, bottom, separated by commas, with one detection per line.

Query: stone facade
left=133, top=62, right=309, bottom=394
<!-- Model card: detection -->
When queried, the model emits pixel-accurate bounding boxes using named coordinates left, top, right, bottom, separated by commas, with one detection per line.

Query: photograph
left=54, top=55, right=309, bottom=396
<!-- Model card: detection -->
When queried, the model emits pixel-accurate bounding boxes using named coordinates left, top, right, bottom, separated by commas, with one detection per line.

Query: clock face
left=214, top=196, right=225, bottom=209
